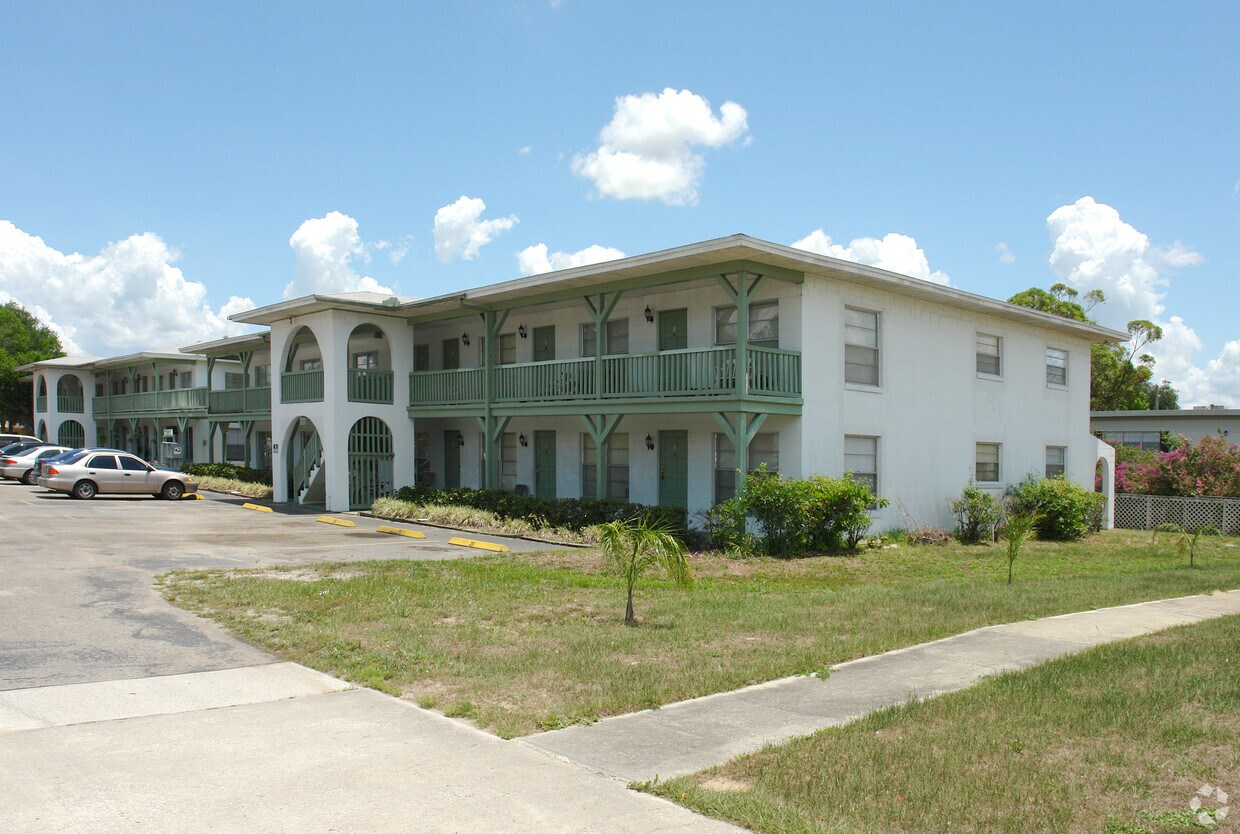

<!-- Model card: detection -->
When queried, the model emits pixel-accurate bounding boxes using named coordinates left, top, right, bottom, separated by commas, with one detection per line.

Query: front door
left=658, top=430, right=688, bottom=508
left=532, top=326, right=555, bottom=362
left=658, top=309, right=688, bottom=351
left=534, top=431, right=556, bottom=499
left=444, top=430, right=461, bottom=489
left=442, top=338, right=460, bottom=370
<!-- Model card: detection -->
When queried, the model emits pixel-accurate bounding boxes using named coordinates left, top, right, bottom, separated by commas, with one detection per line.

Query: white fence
left=1114, top=493, right=1240, bottom=535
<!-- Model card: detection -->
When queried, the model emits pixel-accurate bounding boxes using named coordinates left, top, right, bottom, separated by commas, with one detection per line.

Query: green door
left=443, top=430, right=461, bottom=488
left=658, top=309, right=688, bottom=351
left=442, top=338, right=460, bottom=370
left=534, top=430, right=556, bottom=499
left=532, top=326, right=555, bottom=362
left=658, top=430, right=688, bottom=508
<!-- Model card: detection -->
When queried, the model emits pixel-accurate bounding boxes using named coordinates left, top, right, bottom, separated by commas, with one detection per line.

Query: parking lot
left=0, top=481, right=551, bottom=691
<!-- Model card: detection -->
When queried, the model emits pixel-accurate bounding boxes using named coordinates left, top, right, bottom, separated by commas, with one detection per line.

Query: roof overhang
left=181, top=331, right=271, bottom=356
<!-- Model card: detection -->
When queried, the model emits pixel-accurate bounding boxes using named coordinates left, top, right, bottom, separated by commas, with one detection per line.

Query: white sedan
left=1, top=445, right=72, bottom=485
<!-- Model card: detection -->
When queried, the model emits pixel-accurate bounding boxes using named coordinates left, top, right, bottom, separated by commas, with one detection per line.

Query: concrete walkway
left=523, top=590, right=1240, bottom=783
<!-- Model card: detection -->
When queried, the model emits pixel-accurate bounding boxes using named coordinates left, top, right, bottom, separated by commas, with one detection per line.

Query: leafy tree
left=1007, top=285, right=1176, bottom=411
left=0, top=301, right=64, bottom=430
left=598, top=515, right=693, bottom=626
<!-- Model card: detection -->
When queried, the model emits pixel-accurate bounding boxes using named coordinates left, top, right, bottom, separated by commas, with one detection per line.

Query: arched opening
left=56, top=375, right=85, bottom=413
left=57, top=420, right=86, bottom=448
left=282, top=326, right=324, bottom=403
left=36, top=420, right=46, bottom=441
left=345, top=323, right=394, bottom=404
left=348, top=416, right=394, bottom=509
left=36, top=376, right=48, bottom=413
left=284, top=417, right=323, bottom=505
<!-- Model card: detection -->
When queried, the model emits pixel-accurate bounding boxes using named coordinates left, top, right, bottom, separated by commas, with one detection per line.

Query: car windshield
left=1, top=442, right=38, bottom=455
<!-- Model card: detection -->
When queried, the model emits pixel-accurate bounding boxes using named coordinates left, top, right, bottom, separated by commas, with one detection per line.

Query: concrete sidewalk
left=523, top=590, right=1240, bottom=783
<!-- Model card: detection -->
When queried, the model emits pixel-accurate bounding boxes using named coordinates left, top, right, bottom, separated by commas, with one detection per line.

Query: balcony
left=208, top=386, right=272, bottom=415
left=91, top=387, right=209, bottom=417
left=36, top=395, right=46, bottom=413
left=347, top=369, right=394, bottom=404
left=409, top=345, right=801, bottom=411
left=281, top=370, right=324, bottom=403
left=57, top=394, right=84, bottom=414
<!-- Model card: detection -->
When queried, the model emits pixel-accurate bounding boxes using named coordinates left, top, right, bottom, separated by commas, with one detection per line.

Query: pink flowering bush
left=1117, top=434, right=1240, bottom=497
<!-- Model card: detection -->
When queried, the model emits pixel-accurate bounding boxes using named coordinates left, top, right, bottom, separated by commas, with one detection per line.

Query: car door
left=82, top=454, right=126, bottom=494
left=119, top=454, right=156, bottom=494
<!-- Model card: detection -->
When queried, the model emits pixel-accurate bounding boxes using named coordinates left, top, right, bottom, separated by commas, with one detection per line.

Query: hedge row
left=390, top=485, right=686, bottom=532
left=181, top=463, right=273, bottom=486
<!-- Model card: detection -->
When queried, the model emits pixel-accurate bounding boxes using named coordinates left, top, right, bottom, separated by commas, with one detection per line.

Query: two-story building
left=222, top=234, right=1123, bottom=529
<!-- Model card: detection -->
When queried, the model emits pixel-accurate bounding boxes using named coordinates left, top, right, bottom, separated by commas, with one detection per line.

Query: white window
left=1045, top=446, right=1066, bottom=478
left=715, top=301, right=779, bottom=348
left=415, top=432, right=432, bottom=484
left=353, top=351, right=379, bottom=370
left=254, top=365, right=271, bottom=387
left=976, top=442, right=1001, bottom=483
left=1098, top=431, right=1161, bottom=451
left=299, top=357, right=322, bottom=371
left=179, top=371, right=194, bottom=389
left=498, top=334, right=517, bottom=365
left=844, top=435, right=879, bottom=500
left=224, top=372, right=244, bottom=390
left=844, top=308, right=879, bottom=385
left=225, top=427, right=244, bottom=462
left=1046, top=347, right=1068, bottom=386
left=581, top=434, right=629, bottom=501
left=500, top=432, right=517, bottom=491
left=580, top=320, right=629, bottom=356
left=714, top=433, right=779, bottom=504
left=976, top=334, right=1001, bottom=376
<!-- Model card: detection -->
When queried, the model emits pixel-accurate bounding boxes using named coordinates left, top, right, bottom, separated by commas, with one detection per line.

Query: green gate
left=57, top=420, right=86, bottom=448
left=348, top=417, right=394, bottom=510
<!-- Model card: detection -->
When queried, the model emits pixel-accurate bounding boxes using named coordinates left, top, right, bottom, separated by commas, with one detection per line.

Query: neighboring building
left=222, top=235, right=1123, bottom=528
left=1092, top=407, right=1240, bottom=449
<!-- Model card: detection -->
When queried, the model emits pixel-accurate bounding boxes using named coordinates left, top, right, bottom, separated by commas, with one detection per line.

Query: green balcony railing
left=408, top=346, right=801, bottom=408
left=209, top=386, right=272, bottom=415
left=409, top=368, right=484, bottom=406
left=36, top=395, right=47, bottom=413
left=347, top=369, right=394, bottom=404
left=90, top=387, right=209, bottom=417
left=57, top=394, right=85, bottom=413
left=281, top=370, right=324, bottom=403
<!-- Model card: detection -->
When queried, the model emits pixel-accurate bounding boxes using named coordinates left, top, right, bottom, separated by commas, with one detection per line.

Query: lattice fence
left=1114, top=493, right=1240, bottom=534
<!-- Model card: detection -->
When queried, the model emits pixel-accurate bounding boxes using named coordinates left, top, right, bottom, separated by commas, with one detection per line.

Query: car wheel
left=22, top=469, right=37, bottom=485
left=73, top=480, right=98, bottom=500
left=161, top=481, right=185, bottom=501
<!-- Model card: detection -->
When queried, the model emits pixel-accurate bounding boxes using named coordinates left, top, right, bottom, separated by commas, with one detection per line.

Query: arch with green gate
left=348, top=416, right=394, bottom=510
left=57, top=419, right=86, bottom=448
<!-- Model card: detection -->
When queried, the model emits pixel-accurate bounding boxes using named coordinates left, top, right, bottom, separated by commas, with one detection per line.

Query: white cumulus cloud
left=1045, top=196, right=1236, bottom=406
left=516, top=243, right=626, bottom=276
left=0, top=220, right=254, bottom=355
left=791, top=229, right=951, bottom=285
left=572, top=88, right=749, bottom=206
left=283, top=211, right=393, bottom=299
left=433, top=196, right=518, bottom=263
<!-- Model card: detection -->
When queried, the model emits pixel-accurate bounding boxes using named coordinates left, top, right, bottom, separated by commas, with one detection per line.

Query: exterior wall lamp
left=519, top=433, right=528, bottom=447
left=518, top=324, right=527, bottom=339
left=461, top=332, right=470, bottom=345
left=457, top=434, right=465, bottom=447
left=645, top=434, right=655, bottom=450
left=644, top=306, right=654, bottom=323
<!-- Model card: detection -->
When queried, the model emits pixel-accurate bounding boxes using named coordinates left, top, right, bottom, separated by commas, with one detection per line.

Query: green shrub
left=714, top=468, right=885, bottom=557
left=1005, top=475, right=1104, bottom=542
left=181, top=463, right=273, bottom=486
left=389, top=485, right=686, bottom=533
left=951, top=481, right=1001, bottom=544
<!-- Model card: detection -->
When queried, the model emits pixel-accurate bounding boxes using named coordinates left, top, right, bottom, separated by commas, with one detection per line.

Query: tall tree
left=1007, top=286, right=1175, bottom=411
left=0, top=301, right=65, bottom=430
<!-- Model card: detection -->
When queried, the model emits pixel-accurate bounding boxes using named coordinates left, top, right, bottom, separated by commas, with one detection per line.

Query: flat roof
left=1092, top=409, right=1240, bottom=419
left=230, top=234, right=1126, bottom=342
left=180, top=331, right=271, bottom=355
left=15, top=355, right=101, bottom=372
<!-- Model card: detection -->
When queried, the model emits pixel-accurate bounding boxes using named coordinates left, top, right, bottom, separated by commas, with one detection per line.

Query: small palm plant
left=598, top=514, right=694, bottom=626
left=1002, top=507, right=1039, bottom=585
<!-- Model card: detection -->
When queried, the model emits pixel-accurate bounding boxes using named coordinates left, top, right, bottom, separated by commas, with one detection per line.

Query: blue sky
left=2, top=1, right=1238, bottom=403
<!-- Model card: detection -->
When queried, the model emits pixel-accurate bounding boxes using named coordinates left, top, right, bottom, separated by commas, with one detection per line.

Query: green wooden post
left=583, top=292, right=621, bottom=399
left=717, top=270, right=768, bottom=398
left=480, top=308, right=509, bottom=489
left=713, top=411, right=769, bottom=499
left=579, top=414, right=622, bottom=500
left=239, top=351, right=253, bottom=390
left=206, top=357, right=215, bottom=392
left=241, top=420, right=254, bottom=467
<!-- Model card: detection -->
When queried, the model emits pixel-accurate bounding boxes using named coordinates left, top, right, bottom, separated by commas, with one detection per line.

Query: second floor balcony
left=92, top=387, right=209, bottom=418
left=408, top=345, right=801, bottom=412
left=208, top=386, right=272, bottom=415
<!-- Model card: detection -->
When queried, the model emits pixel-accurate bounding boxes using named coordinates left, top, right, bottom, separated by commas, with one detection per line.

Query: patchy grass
left=159, top=529, right=1240, bottom=738
left=195, top=476, right=273, bottom=498
left=371, top=497, right=602, bottom=544
left=647, top=615, right=1240, bottom=834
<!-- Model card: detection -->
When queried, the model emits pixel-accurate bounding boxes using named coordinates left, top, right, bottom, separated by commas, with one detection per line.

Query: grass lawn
left=648, top=614, right=1240, bottom=834
left=159, top=529, right=1240, bottom=738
